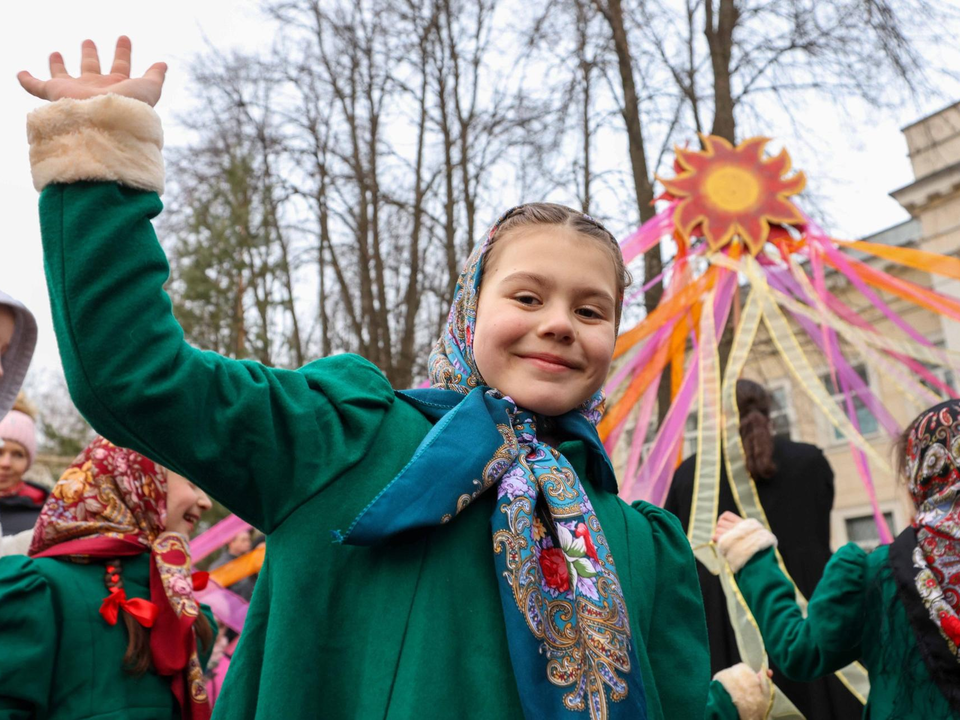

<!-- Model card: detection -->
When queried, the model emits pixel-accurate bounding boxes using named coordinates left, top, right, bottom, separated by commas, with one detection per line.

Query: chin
left=509, top=391, right=582, bottom=417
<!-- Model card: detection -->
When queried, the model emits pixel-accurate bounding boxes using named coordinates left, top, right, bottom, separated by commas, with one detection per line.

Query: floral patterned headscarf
left=342, top=206, right=645, bottom=720
left=29, top=436, right=211, bottom=720
left=886, top=400, right=960, bottom=711
left=902, top=403, right=960, bottom=652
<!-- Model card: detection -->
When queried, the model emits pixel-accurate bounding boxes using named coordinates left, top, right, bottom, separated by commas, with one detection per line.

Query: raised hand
left=17, top=37, right=166, bottom=107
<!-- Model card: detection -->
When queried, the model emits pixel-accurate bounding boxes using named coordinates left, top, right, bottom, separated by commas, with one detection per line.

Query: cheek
left=165, top=486, right=194, bottom=515
left=585, top=329, right=616, bottom=375
left=474, top=312, right=529, bottom=379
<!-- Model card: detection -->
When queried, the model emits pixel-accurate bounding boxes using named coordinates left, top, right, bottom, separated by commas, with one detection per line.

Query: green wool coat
left=737, top=543, right=959, bottom=718
left=0, top=553, right=215, bottom=720
left=37, top=181, right=736, bottom=720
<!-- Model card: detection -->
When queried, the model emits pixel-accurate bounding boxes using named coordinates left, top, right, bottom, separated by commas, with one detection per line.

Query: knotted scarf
left=29, top=436, right=211, bottom=720
left=889, top=400, right=960, bottom=711
left=338, top=208, right=646, bottom=720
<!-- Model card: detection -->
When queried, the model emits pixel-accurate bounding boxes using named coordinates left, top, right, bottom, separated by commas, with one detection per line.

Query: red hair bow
left=99, top=587, right=160, bottom=628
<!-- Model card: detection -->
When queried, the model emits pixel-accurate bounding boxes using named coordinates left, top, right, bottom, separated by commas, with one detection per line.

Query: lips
left=183, top=513, right=200, bottom=529
left=519, top=353, right=580, bottom=371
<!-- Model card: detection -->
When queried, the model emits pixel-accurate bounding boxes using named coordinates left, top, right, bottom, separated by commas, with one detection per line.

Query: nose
left=196, top=488, right=213, bottom=511
left=537, top=302, right=576, bottom=343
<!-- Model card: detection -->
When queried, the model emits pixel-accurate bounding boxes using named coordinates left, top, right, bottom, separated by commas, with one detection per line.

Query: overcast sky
left=2, top=1, right=958, bottom=380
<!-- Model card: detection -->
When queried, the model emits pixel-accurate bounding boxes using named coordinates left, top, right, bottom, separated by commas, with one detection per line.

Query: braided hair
left=736, top=379, right=778, bottom=480
left=103, top=558, right=213, bottom=675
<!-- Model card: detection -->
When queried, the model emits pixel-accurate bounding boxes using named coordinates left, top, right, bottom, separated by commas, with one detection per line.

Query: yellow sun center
left=702, top=165, right=761, bottom=212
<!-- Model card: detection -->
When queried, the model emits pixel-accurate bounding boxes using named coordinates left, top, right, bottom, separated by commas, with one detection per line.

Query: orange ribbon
left=824, top=252, right=960, bottom=320
left=99, top=587, right=160, bottom=628
left=834, top=238, right=960, bottom=283
left=612, top=266, right=718, bottom=360
left=208, top=544, right=266, bottom=588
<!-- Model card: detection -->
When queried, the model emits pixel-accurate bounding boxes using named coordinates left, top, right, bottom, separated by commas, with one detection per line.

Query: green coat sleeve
left=632, top=502, right=712, bottom=719
left=40, top=182, right=397, bottom=532
left=735, top=543, right=866, bottom=682
left=704, top=681, right=740, bottom=719
left=0, top=556, right=55, bottom=719
left=198, top=603, right=218, bottom=671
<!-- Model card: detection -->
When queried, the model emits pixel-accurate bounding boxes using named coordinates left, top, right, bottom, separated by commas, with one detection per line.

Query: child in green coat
left=0, top=436, right=216, bottom=719
left=713, top=399, right=960, bottom=718
left=17, top=37, right=759, bottom=720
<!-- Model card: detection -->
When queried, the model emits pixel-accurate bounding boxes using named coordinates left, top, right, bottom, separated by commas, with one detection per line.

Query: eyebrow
left=499, top=271, right=616, bottom=305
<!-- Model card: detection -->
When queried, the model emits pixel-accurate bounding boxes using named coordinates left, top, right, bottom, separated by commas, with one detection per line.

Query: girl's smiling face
left=164, top=469, right=212, bottom=536
left=473, top=225, right=619, bottom=416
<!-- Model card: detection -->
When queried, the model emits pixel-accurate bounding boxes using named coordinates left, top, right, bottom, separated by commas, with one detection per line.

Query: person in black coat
left=664, top=379, right=863, bottom=719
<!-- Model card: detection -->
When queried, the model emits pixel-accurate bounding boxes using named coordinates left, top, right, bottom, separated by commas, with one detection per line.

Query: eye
left=514, top=294, right=541, bottom=306
left=576, top=307, right=605, bottom=320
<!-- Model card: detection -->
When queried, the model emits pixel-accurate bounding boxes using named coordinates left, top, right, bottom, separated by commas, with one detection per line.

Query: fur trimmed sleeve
left=712, top=664, right=771, bottom=720
left=717, top=518, right=777, bottom=573
left=26, top=94, right=164, bottom=194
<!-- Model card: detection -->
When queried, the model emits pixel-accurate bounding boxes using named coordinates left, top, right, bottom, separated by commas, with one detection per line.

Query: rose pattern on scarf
left=540, top=547, right=570, bottom=593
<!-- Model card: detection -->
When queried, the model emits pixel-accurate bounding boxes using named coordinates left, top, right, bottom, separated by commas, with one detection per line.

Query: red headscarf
left=29, top=436, right=211, bottom=720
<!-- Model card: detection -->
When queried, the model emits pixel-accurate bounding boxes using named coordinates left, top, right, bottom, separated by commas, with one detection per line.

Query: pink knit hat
left=0, top=410, right=37, bottom=469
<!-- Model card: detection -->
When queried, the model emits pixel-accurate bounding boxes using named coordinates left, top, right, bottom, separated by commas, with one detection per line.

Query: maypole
left=605, top=134, right=960, bottom=717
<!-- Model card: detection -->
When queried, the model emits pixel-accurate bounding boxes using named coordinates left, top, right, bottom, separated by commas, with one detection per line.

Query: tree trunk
left=595, top=0, right=670, bottom=420
left=704, top=0, right=738, bottom=144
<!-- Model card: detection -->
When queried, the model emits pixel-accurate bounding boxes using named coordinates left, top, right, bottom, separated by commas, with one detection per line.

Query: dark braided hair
left=736, top=379, right=777, bottom=480
left=103, top=558, right=213, bottom=675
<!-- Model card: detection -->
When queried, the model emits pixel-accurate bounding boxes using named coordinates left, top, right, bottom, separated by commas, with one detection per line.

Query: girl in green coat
left=0, top=436, right=216, bottom=719
left=16, top=37, right=759, bottom=720
left=713, top=399, right=960, bottom=718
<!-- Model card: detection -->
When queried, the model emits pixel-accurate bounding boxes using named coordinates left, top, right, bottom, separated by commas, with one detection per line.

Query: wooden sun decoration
left=659, top=135, right=807, bottom=256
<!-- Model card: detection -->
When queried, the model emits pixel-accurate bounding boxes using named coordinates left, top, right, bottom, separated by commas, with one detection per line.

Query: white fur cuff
left=717, top=518, right=777, bottom=573
left=27, top=94, right=164, bottom=195
left=714, top=663, right=771, bottom=720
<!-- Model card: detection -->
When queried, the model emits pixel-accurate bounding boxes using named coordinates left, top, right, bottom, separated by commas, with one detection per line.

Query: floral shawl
left=29, top=436, right=211, bottom=720
left=338, top=208, right=646, bottom=720
left=889, top=400, right=960, bottom=712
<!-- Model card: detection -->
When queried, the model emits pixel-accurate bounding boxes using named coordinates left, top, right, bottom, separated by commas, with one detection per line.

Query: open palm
left=18, top=37, right=166, bottom=107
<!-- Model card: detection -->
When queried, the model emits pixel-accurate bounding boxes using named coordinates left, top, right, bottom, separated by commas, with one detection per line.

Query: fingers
left=110, top=35, right=132, bottom=77
left=17, top=71, right=46, bottom=99
left=80, top=39, right=101, bottom=76
left=49, top=52, right=70, bottom=79
left=142, top=61, right=168, bottom=85
left=718, top=511, right=743, bottom=525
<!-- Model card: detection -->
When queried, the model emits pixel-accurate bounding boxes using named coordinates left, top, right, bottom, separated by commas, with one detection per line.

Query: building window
left=682, top=412, right=698, bottom=459
left=919, top=340, right=955, bottom=398
left=844, top=512, right=895, bottom=551
left=818, top=364, right=878, bottom=442
left=680, top=382, right=792, bottom=457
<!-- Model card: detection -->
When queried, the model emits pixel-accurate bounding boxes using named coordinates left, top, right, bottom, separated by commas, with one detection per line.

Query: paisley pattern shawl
left=889, top=400, right=960, bottom=711
left=342, top=207, right=645, bottom=720
left=28, top=436, right=211, bottom=720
